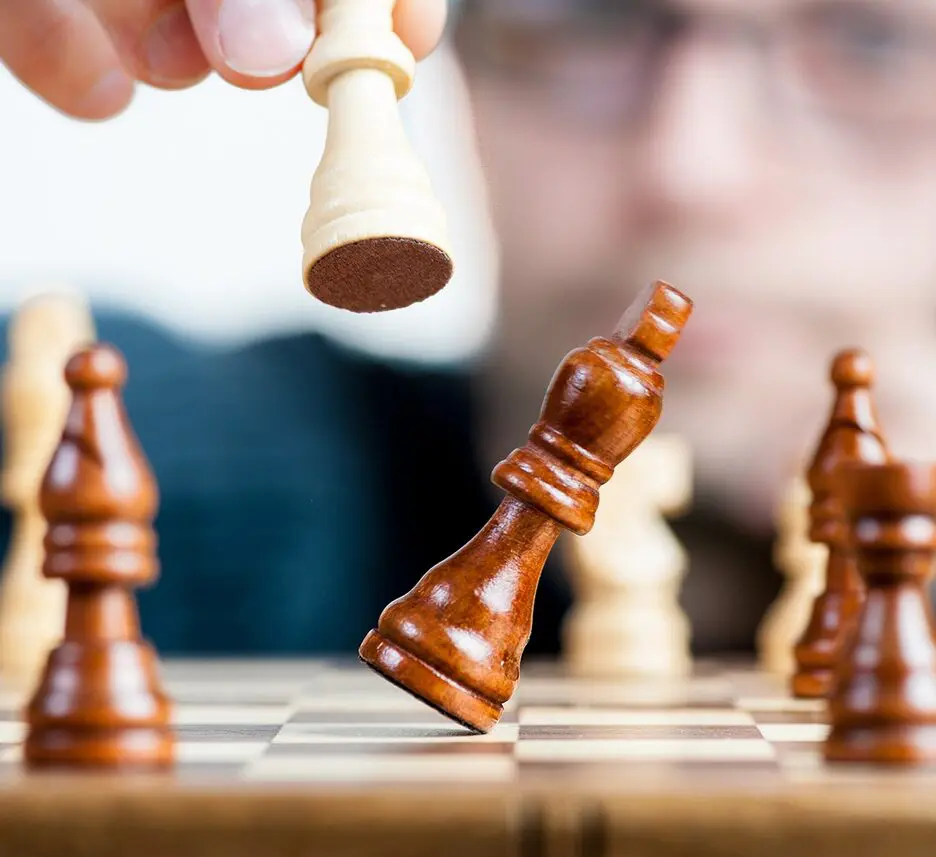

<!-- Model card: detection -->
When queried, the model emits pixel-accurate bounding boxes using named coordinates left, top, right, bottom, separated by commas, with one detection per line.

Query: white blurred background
left=0, top=39, right=499, bottom=364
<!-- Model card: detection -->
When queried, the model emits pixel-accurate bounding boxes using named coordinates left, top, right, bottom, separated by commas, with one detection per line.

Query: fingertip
left=186, top=0, right=314, bottom=87
left=140, top=2, right=212, bottom=89
left=394, top=0, right=448, bottom=61
left=73, top=68, right=136, bottom=120
left=210, top=65, right=302, bottom=91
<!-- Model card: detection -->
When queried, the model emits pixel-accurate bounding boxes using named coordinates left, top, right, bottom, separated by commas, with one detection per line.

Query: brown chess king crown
left=24, top=345, right=173, bottom=768
left=359, top=281, right=693, bottom=732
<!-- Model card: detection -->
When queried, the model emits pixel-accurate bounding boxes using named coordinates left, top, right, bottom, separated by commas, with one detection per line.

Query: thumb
left=185, top=0, right=316, bottom=88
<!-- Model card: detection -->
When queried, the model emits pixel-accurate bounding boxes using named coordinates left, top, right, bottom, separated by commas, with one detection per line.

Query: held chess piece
left=825, top=461, right=936, bottom=765
left=562, top=433, right=692, bottom=678
left=360, top=281, right=693, bottom=732
left=24, top=345, right=173, bottom=768
left=756, top=475, right=828, bottom=676
left=0, top=294, right=95, bottom=688
left=301, top=0, right=452, bottom=312
left=791, top=349, right=889, bottom=699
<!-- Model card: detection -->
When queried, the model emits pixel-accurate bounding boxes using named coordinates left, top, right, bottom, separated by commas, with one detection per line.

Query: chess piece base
left=24, top=726, right=174, bottom=768
left=359, top=630, right=502, bottom=734
left=824, top=724, right=936, bottom=765
left=304, top=236, right=452, bottom=313
left=563, top=608, right=691, bottom=679
left=790, top=668, right=834, bottom=699
left=25, top=640, right=173, bottom=767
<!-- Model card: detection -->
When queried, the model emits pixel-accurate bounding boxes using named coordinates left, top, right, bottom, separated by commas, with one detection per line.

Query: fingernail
left=218, top=0, right=316, bottom=77
left=144, top=3, right=208, bottom=85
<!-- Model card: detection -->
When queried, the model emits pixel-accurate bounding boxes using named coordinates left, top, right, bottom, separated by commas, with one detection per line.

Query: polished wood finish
left=359, top=281, right=693, bottom=732
left=23, top=344, right=173, bottom=768
left=2, top=659, right=936, bottom=857
left=824, top=461, right=936, bottom=765
left=3, top=781, right=936, bottom=857
left=791, top=349, right=888, bottom=699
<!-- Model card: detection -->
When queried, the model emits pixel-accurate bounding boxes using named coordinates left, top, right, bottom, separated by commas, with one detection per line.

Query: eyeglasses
left=454, top=0, right=936, bottom=135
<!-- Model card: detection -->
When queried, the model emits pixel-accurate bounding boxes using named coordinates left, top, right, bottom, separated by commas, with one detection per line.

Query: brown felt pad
left=305, top=237, right=453, bottom=313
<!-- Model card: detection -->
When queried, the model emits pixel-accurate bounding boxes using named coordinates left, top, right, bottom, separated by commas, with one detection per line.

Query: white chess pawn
left=301, top=0, right=452, bottom=312
left=562, top=433, right=693, bottom=678
left=0, top=293, right=94, bottom=688
left=756, top=475, right=827, bottom=676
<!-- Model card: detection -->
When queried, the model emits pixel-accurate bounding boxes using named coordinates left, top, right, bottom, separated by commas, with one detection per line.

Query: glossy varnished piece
left=359, top=281, right=693, bottom=732
left=791, top=350, right=888, bottom=699
left=825, top=461, right=936, bottom=765
left=24, top=344, right=173, bottom=768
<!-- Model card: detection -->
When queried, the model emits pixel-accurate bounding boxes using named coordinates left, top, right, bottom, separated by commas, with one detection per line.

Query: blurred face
left=458, top=0, right=936, bottom=528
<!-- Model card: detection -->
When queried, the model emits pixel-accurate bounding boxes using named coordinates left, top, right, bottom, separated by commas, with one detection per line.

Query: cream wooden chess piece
left=757, top=475, right=828, bottom=676
left=0, top=293, right=94, bottom=688
left=563, top=433, right=693, bottom=677
left=301, top=0, right=453, bottom=313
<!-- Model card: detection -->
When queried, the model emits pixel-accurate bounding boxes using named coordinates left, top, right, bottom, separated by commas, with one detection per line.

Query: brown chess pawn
left=24, top=344, right=173, bottom=768
left=825, top=461, right=936, bottom=765
left=359, top=281, right=693, bottom=732
left=791, top=349, right=888, bottom=699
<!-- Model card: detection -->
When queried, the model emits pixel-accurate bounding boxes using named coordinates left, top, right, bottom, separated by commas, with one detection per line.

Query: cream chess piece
left=301, top=0, right=453, bottom=313
left=757, top=476, right=828, bottom=676
left=0, top=293, right=94, bottom=688
left=563, top=433, right=693, bottom=677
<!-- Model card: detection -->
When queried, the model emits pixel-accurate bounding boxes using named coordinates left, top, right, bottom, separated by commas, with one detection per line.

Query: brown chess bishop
left=23, top=344, right=174, bottom=768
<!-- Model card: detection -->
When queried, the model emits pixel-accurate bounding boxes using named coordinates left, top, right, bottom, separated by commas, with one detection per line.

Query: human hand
left=0, top=0, right=447, bottom=120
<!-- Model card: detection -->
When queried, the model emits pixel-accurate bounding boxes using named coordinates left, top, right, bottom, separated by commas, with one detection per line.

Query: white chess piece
left=756, top=475, right=827, bottom=676
left=563, top=433, right=693, bottom=677
left=301, top=0, right=452, bottom=311
left=757, top=476, right=828, bottom=676
left=0, top=293, right=94, bottom=688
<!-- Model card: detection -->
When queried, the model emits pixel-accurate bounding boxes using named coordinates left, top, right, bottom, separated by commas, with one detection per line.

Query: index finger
left=0, top=0, right=134, bottom=119
left=394, top=0, right=448, bottom=61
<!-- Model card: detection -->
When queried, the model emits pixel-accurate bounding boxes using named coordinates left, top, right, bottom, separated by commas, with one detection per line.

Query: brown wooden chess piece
left=825, top=460, right=936, bottom=765
left=24, top=344, right=174, bottom=768
left=791, top=349, right=888, bottom=699
left=359, top=281, right=693, bottom=732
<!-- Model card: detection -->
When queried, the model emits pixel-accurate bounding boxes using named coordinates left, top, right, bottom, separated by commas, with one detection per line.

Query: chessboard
left=0, top=658, right=934, bottom=857
left=0, top=656, right=880, bottom=784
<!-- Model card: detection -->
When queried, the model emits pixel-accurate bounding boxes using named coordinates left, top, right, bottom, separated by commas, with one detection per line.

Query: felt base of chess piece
left=823, top=461, right=936, bottom=766
left=360, top=282, right=693, bottom=732
left=305, top=238, right=453, bottom=313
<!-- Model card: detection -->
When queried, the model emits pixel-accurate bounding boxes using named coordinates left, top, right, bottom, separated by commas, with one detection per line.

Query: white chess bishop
left=0, top=292, right=94, bottom=688
left=562, top=433, right=693, bottom=678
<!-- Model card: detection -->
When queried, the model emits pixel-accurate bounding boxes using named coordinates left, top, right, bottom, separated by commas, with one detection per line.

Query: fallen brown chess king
left=359, top=280, right=694, bottom=732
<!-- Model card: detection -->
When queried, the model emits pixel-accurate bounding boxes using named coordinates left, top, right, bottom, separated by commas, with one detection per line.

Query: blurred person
left=453, top=0, right=936, bottom=648
left=3, top=0, right=936, bottom=658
